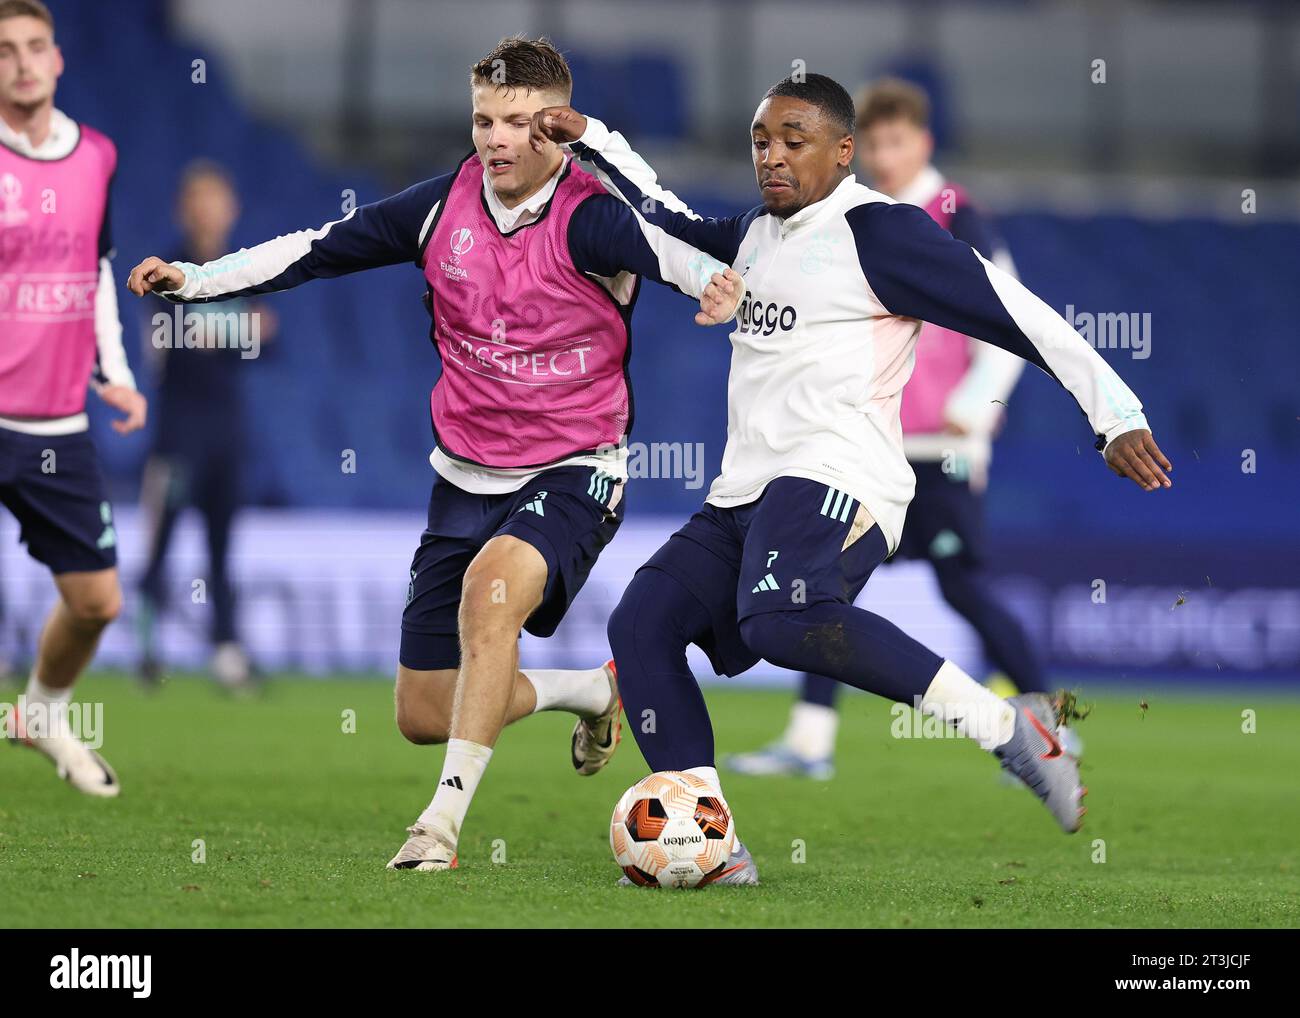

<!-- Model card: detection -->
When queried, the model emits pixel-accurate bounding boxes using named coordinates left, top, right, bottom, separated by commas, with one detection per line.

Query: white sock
left=523, top=666, right=611, bottom=718
left=23, top=674, right=71, bottom=738
left=685, top=765, right=722, bottom=794
left=782, top=701, right=838, bottom=760
left=920, top=659, right=1016, bottom=751
left=685, top=765, right=741, bottom=848
left=417, top=738, right=493, bottom=845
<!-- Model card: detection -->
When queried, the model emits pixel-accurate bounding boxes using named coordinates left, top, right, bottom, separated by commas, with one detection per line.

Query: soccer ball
left=610, top=771, right=735, bottom=888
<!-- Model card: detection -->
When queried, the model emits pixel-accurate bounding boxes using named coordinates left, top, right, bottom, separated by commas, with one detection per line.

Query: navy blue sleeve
left=948, top=203, right=1004, bottom=262
left=845, top=201, right=1052, bottom=376
left=567, top=194, right=686, bottom=296
left=568, top=140, right=761, bottom=265
left=286, top=172, right=454, bottom=279
left=170, top=172, right=454, bottom=303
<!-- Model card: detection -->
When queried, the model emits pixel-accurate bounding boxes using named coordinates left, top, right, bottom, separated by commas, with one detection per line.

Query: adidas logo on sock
left=751, top=572, right=780, bottom=593
left=441, top=775, right=464, bottom=790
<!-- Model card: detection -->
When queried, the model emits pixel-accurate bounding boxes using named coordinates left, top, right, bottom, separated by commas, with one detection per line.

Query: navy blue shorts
left=0, top=428, right=118, bottom=574
left=894, top=460, right=984, bottom=567
left=635, top=475, right=889, bottom=677
left=400, top=464, right=625, bottom=670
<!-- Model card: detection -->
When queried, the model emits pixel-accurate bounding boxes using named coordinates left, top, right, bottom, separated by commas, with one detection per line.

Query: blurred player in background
left=135, top=160, right=269, bottom=691
left=128, top=37, right=744, bottom=873
left=0, top=0, right=145, bottom=796
left=726, top=77, right=1065, bottom=781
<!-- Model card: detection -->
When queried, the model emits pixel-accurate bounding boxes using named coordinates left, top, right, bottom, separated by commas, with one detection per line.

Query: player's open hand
left=97, top=385, right=147, bottom=435
left=1104, top=428, right=1172, bottom=491
left=530, top=106, right=588, bottom=152
left=126, top=257, right=186, bottom=297
left=696, top=268, right=745, bottom=326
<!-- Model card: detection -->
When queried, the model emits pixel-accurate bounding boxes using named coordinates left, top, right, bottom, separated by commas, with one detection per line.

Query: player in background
left=0, top=0, right=146, bottom=796
left=127, top=37, right=745, bottom=872
left=535, top=73, right=1170, bottom=881
left=136, top=161, right=270, bottom=691
left=725, top=78, right=1066, bottom=781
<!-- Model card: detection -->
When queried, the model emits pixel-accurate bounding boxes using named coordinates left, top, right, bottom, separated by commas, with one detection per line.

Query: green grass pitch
left=2, top=674, right=1296, bottom=928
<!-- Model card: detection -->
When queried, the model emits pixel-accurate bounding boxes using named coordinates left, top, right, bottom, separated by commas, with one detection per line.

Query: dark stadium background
left=4, top=0, right=1296, bottom=684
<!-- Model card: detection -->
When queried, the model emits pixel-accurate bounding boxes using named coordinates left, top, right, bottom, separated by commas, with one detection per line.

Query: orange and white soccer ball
left=610, top=771, right=735, bottom=888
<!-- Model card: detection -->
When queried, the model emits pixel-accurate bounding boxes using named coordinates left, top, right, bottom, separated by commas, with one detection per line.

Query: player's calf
left=393, top=666, right=457, bottom=745
left=387, top=536, right=546, bottom=872
left=37, top=570, right=122, bottom=688
left=10, top=571, right=124, bottom=797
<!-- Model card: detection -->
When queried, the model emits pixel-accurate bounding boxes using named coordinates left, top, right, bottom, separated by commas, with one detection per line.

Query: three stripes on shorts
left=588, top=470, right=616, bottom=505
left=819, top=485, right=855, bottom=523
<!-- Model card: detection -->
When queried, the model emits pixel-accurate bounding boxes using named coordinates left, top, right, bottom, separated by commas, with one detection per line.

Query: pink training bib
left=424, top=155, right=633, bottom=468
left=0, top=124, right=115, bottom=417
left=898, top=181, right=976, bottom=437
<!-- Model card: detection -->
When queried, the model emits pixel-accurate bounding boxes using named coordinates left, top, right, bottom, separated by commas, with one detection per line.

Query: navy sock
left=799, top=672, right=840, bottom=709
left=932, top=560, right=1046, bottom=693
left=607, top=568, right=717, bottom=772
left=740, top=603, right=943, bottom=705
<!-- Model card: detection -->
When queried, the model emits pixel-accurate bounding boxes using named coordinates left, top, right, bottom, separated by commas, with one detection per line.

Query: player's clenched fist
left=1104, top=428, right=1172, bottom=492
left=126, top=256, right=186, bottom=297
left=530, top=105, right=588, bottom=151
left=696, top=268, right=745, bottom=327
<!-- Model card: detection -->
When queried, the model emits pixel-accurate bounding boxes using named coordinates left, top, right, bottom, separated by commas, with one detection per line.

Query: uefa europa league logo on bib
left=449, top=226, right=474, bottom=260
left=0, top=173, right=28, bottom=227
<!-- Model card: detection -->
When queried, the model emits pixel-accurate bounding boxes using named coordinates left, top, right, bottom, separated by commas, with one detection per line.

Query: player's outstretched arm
left=534, top=105, right=757, bottom=266
left=567, top=193, right=744, bottom=325
left=847, top=200, right=1172, bottom=493
left=126, top=175, right=450, bottom=305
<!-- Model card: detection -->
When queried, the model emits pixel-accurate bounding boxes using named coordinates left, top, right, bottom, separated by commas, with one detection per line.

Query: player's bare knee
left=64, top=586, right=122, bottom=627
left=462, top=542, right=541, bottom=605
left=393, top=667, right=453, bottom=744
left=390, top=665, right=457, bottom=743
left=395, top=699, right=450, bottom=745
left=459, top=549, right=543, bottom=643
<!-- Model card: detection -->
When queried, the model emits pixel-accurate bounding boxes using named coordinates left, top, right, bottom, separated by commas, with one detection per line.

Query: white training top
left=570, top=118, right=1149, bottom=552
